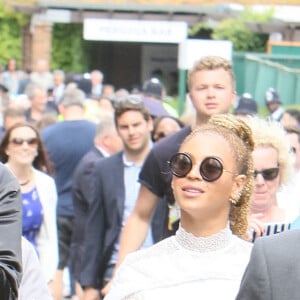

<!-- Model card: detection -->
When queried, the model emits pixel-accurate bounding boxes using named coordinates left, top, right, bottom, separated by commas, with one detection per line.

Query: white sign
left=178, top=39, right=233, bottom=69
left=84, top=18, right=187, bottom=44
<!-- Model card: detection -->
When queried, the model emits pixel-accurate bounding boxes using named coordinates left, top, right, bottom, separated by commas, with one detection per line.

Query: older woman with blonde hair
left=105, top=114, right=254, bottom=300
left=245, top=117, right=295, bottom=241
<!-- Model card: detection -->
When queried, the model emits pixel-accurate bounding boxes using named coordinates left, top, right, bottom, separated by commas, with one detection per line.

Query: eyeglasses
left=253, top=168, right=279, bottom=181
left=10, top=137, right=38, bottom=147
left=168, top=152, right=232, bottom=182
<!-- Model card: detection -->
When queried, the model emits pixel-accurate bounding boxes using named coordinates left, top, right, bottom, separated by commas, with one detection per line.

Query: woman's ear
left=231, top=174, right=247, bottom=199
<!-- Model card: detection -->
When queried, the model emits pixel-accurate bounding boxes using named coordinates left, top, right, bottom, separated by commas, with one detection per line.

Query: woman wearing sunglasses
left=105, top=114, right=254, bottom=300
left=0, top=122, right=59, bottom=298
left=245, top=117, right=295, bottom=242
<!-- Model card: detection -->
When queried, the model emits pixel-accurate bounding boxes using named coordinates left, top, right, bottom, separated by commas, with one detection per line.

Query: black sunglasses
left=168, top=152, right=232, bottom=182
left=253, top=168, right=279, bottom=181
left=10, top=137, right=38, bottom=146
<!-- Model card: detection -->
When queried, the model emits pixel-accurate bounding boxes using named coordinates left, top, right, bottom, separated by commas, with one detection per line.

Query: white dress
left=105, top=225, right=252, bottom=300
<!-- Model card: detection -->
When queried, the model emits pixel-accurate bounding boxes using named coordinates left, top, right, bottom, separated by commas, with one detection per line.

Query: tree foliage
left=0, top=0, right=29, bottom=68
left=189, top=6, right=272, bottom=52
left=51, top=23, right=91, bottom=73
left=212, top=19, right=268, bottom=52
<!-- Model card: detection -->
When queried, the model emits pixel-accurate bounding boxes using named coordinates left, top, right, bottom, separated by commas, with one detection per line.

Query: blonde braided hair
left=183, top=114, right=254, bottom=238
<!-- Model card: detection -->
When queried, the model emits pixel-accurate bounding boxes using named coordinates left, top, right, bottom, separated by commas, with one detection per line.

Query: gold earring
left=230, top=192, right=241, bottom=206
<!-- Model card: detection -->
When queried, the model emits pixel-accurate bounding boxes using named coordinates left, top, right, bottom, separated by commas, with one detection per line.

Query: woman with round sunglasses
left=0, top=122, right=59, bottom=298
left=245, top=117, right=295, bottom=242
left=104, top=114, right=254, bottom=300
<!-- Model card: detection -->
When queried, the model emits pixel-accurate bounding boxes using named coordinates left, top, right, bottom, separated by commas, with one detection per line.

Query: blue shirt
left=22, top=187, right=43, bottom=250
left=109, top=154, right=153, bottom=265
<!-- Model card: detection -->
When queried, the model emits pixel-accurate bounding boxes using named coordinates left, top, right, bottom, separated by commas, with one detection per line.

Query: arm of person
left=101, top=185, right=159, bottom=297
left=247, top=213, right=266, bottom=241
left=235, top=238, right=271, bottom=300
left=79, top=161, right=107, bottom=298
left=19, top=237, right=53, bottom=300
left=83, top=286, right=100, bottom=300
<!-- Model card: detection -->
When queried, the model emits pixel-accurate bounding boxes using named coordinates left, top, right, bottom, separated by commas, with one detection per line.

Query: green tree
left=189, top=6, right=272, bottom=52
left=0, top=0, right=28, bottom=68
left=212, top=18, right=268, bottom=52
left=51, top=23, right=92, bottom=73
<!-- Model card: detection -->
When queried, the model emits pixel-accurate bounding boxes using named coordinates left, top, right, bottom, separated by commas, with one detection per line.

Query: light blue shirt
left=109, top=153, right=153, bottom=265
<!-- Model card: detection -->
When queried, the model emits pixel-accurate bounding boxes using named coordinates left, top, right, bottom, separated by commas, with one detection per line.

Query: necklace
left=19, top=179, right=30, bottom=186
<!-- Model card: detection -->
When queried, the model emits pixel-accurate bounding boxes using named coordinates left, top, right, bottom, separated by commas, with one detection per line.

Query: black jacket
left=0, top=163, right=22, bottom=300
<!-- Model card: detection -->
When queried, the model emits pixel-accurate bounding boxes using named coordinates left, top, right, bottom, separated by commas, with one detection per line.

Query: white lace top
left=104, top=225, right=252, bottom=300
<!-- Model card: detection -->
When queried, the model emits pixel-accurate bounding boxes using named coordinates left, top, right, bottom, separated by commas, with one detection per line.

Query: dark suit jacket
left=0, top=163, right=22, bottom=299
left=236, top=230, right=300, bottom=300
left=71, top=146, right=104, bottom=279
left=79, top=152, right=167, bottom=289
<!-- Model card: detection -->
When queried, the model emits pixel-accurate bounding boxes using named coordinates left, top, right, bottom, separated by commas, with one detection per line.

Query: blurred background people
left=71, top=111, right=122, bottom=299
left=41, top=86, right=96, bottom=299
left=0, top=122, right=59, bottom=297
left=245, top=117, right=295, bottom=241
left=152, top=115, right=184, bottom=142
left=142, top=77, right=178, bottom=118
left=30, top=59, right=53, bottom=91
left=24, top=83, right=58, bottom=125
left=279, top=126, right=300, bottom=229
left=0, top=106, right=26, bottom=140
left=98, top=96, right=115, bottom=112
left=233, top=92, right=258, bottom=117
left=52, top=69, right=66, bottom=104
left=1, top=58, right=23, bottom=97
left=280, top=108, right=300, bottom=128
left=90, top=70, right=104, bottom=99
left=102, top=84, right=115, bottom=98
left=265, top=87, right=284, bottom=122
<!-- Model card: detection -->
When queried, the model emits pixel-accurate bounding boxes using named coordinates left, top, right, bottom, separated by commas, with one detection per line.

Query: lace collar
left=175, top=224, right=232, bottom=253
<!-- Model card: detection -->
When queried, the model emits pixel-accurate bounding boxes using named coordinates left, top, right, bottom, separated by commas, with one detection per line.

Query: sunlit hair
left=244, top=116, right=294, bottom=187
left=187, top=55, right=236, bottom=91
left=181, top=114, right=254, bottom=238
left=0, top=122, right=54, bottom=175
left=113, top=95, right=151, bottom=127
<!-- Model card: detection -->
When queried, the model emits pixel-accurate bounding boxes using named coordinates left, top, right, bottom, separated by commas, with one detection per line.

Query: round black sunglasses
left=168, top=152, right=232, bottom=182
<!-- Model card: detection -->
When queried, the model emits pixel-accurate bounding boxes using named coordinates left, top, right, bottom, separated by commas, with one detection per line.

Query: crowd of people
left=0, top=55, right=299, bottom=300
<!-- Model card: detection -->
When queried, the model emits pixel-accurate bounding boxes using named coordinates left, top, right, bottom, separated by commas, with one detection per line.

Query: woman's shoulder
left=124, top=237, right=176, bottom=265
left=33, top=168, right=55, bottom=184
left=231, top=235, right=253, bottom=254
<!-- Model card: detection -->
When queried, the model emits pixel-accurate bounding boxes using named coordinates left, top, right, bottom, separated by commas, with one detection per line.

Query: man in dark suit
left=79, top=95, right=167, bottom=300
left=236, top=229, right=300, bottom=300
left=71, top=111, right=122, bottom=295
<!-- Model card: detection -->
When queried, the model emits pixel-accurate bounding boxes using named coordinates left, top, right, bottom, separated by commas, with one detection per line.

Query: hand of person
left=247, top=213, right=266, bottom=242
left=101, top=279, right=112, bottom=297
left=83, top=286, right=101, bottom=300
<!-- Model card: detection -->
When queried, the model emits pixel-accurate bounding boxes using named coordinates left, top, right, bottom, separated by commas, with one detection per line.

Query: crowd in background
left=0, top=55, right=300, bottom=299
